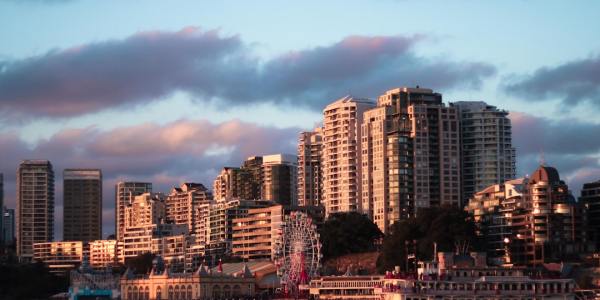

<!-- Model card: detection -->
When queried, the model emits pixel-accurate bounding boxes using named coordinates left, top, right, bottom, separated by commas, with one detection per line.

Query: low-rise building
left=305, top=252, right=577, bottom=300
left=89, top=239, right=118, bottom=269
left=33, top=241, right=83, bottom=275
left=120, top=257, right=256, bottom=300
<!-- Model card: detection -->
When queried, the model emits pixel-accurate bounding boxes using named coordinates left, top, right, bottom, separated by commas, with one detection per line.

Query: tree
left=377, top=205, right=481, bottom=273
left=319, top=212, right=383, bottom=260
left=0, top=258, right=68, bottom=299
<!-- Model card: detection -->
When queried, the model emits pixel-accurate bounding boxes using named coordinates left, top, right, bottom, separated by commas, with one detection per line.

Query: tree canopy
left=319, top=212, right=383, bottom=260
left=377, top=205, right=481, bottom=272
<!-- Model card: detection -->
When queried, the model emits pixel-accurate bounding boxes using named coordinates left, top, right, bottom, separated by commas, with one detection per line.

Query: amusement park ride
left=274, top=211, right=322, bottom=298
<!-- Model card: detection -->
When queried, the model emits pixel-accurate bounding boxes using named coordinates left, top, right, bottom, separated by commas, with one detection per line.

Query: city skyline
left=1, top=1, right=599, bottom=240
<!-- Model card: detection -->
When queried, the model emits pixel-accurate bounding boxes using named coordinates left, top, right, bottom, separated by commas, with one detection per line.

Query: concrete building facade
left=232, top=205, right=283, bottom=260
left=322, top=96, right=375, bottom=216
left=165, top=183, right=212, bottom=235
left=120, top=262, right=256, bottom=300
left=262, top=154, right=297, bottom=206
left=297, top=128, right=324, bottom=207
left=89, top=239, right=118, bottom=269
left=213, top=167, right=249, bottom=201
left=115, top=182, right=152, bottom=242
left=63, top=169, right=102, bottom=242
left=17, top=160, right=55, bottom=262
left=452, top=101, right=516, bottom=206
left=33, top=241, right=83, bottom=274
left=467, top=165, right=585, bottom=266
left=361, top=87, right=459, bottom=233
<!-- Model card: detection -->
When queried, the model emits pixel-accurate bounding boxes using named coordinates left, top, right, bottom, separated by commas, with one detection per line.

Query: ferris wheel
left=274, top=211, right=322, bottom=292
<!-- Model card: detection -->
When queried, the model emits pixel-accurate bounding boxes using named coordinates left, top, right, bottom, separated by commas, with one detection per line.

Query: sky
left=1, top=0, right=599, bottom=239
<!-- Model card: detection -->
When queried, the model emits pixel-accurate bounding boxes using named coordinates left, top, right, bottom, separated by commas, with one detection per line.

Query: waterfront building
left=63, top=169, right=102, bottom=242
left=322, top=96, right=375, bottom=217
left=17, top=160, right=54, bottom=262
left=305, top=252, right=576, bottom=299
left=298, top=128, right=324, bottom=207
left=452, top=101, right=516, bottom=206
left=115, top=182, right=152, bottom=242
left=33, top=241, right=83, bottom=275
left=120, top=257, right=256, bottom=300
left=69, top=261, right=120, bottom=300
left=466, top=165, right=585, bottom=266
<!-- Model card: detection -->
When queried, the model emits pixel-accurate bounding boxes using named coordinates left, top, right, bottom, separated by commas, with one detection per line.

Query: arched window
left=223, top=285, right=231, bottom=298
left=187, top=285, right=192, bottom=299
left=156, top=286, right=162, bottom=300
left=132, top=286, right=138, bottom=300
left=127, top=286, right=132, bottom=300
left=168, top=286, right=174, bottom=300
left=233, top=285, right=241, bottom=296
left=174, top=285, right=180, bottom=300
left=145, top=286, right=150, bottom=300
left=213, top=285, right=221, bottom=298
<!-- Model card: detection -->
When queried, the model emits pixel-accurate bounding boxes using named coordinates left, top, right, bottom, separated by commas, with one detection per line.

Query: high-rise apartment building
left=581, top=180, right=600, bottom=250
left=166, top=183, right=212, bottom=234
left=213, top=167, right=249, bottom=201
left=17, top=160, right=54, bottom=262
left=122, top=192, right=178, bottom=262
left=242, top=156, right=264, bottom=200
left=63, top=169, right=102, bottom=242
left=298, top=128, right=324, bottom=207
left=322, top=96, right=375, bottom=216
left=115, top=182, right=152, bottom=241
left=452, top=101, right=516, bottom=206
left=3, top=207, right=15, bottom=246
left=232, top=205, right=283, bottom=260
left=361, top=87, right=459, bottom=233
left=262, top=154, right=298, bottom=206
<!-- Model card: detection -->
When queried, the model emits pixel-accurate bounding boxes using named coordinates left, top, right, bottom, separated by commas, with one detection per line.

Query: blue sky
left=1, top=0, right=599, bottom=238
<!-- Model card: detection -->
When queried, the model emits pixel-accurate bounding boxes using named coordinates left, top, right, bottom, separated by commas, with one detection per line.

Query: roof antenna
left=539, top=149, right=545, bottom=166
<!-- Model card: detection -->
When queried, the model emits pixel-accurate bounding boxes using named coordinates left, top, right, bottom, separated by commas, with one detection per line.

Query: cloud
left=0, top=119, right=300, bottom=239
left=503, top=54, right=600, bottom=109
left=510, top=112, right=600, bottom=156
left=0, top=27, right=496, bottom=119
left=510, top=111, right=600, bottom=195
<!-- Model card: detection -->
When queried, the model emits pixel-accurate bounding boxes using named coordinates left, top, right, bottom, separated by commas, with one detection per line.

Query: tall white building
left=297, top=128, right=324, bottom=207
left=452, top=101, right=516, bottom=206
left=322, top=96, right=375, bottom=216
left=17, top=160, right=54, bottom=262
